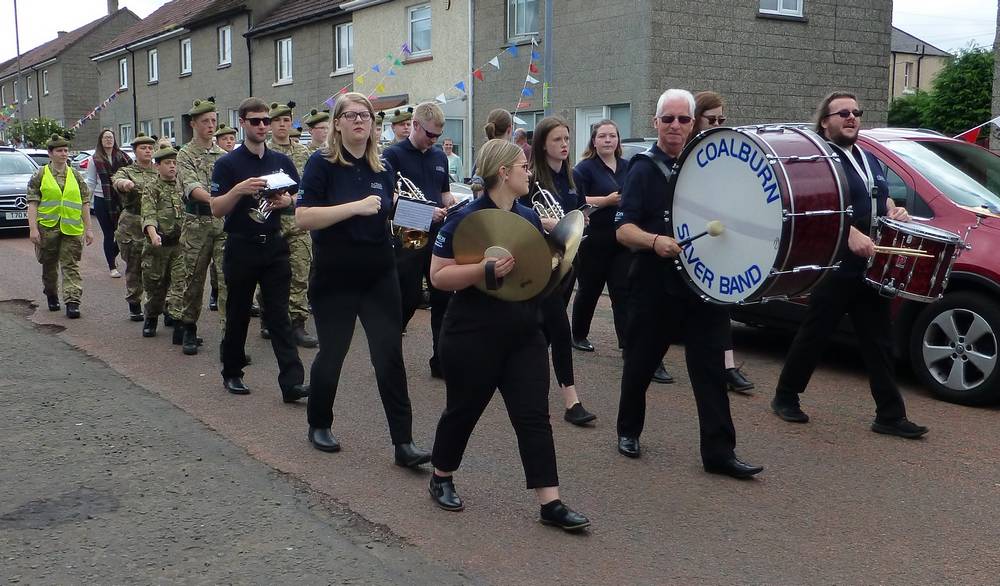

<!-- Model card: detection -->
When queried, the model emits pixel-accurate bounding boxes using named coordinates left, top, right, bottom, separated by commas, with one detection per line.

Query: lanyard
left=831, top=142, right=877, bottom=234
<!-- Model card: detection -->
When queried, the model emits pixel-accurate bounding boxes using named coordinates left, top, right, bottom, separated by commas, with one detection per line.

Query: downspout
left=916, top=45, right=925, bottom=90
left=890, top=52, right=896, bottom=101
left=32, top=66, right=40, bottom=118
left=467, top=0, right=473, bottom=176
left=128, top=46, right=138, bottom=131
left=246, top=10, right=253, bottom=97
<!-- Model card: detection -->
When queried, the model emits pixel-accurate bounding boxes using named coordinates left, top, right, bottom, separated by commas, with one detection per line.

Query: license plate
left=5, top=211, right=26, bottom=220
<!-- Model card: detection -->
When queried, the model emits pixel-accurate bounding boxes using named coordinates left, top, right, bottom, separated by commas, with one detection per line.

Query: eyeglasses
left=703, top=115, right=727, bottom=125
left=505, top=163, right=530, bottom=173
left=658, top=115, right=693, bottom=125
left=825, top=109, right=864, bottom=119
left=244, top=116, right=271, bottom=126
left=339, top=111, right=373, bottom=122
left=417, top=123, right=442, bottom=139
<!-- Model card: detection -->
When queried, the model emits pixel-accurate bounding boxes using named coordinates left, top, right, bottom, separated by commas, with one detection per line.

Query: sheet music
left=259, top=171, right=297, bottom=197
left=394, top=198, right=437, bottom=231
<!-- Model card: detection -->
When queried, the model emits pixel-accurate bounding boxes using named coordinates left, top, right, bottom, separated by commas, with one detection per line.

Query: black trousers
left=617, top=254, right=736, bottom=464
left=540, top=272, right=575, bottom=387
left=221, top=233, right=304, bottom=393
left=397, top=243, right=451, bottom=368
left=307, top=242, right=413, bottom=444
left=92, top=196, right=119, bottom=270
left=432, top=291, right=559, bottom=489
left=775, top=273, right=907, bottom=421
left=571, top=227, right=631, bottom=346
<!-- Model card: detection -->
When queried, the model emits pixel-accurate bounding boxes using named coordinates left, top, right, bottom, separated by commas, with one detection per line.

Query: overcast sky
left=0, top=0, right=994, bottom=63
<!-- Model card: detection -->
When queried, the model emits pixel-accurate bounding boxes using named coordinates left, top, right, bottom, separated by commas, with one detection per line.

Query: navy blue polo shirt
left=615, top=144, right=675, bottom=236
left=382, top=138, right=450, bottom=207
left=434, top=192, right=543, bottom=259
left=836, top=144, right=889, bottom=276
left=211, top=143, right=300, bottom=235
left=574, top=156, right=627, bottom=229
left=520, top=162, right=583, bottom=216
left=297, top=149, right=395, bottom=245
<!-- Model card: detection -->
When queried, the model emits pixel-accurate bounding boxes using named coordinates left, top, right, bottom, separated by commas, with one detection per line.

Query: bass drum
left=669, top=125, right=851, bottom=304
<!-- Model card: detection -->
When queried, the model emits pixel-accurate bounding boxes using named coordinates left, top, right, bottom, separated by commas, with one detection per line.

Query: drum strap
left=830, top=143, right=877, bottom=235
left=633, top=150, right=675, bottom=183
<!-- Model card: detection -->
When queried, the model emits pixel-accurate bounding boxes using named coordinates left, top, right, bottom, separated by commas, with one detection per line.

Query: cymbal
left=453, top=209, right=554, bottom=301
left=542, top=210, right=586, bottom=296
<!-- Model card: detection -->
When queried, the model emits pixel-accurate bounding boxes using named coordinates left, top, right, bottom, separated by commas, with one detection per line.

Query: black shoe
left=128, top=302, right=144, bottom=322
left=208, top=289, right=218, bottom=311
left=564, top=403, right=597, bottom=426
left=704, top=456, right=764, bottom=479
left=871, top=418, right=928, bottom=439
left=652, top=363, right=674, bottom=384
left=162, top=312, right=174, bottom=327
left=428, top=475, right=463, bottom=511
left=395, top=442, right=431, bottom=468
left=249, top=304, right=261, bottom=318
left=725, top=365, right=755, bottom=394
left=260, top=326, right=271, bottom=340
left=182, top=323, right=199, bottom=356
left=771, top=396, right=809, bottom=423
left=142, top=316, right=158, bottom=337
left=540, top=500, right=591, bottom=532
left=65, top=302, right=80, bottom=319
left=218, top=341, right=252, bottom=366
left=282, top=384, right=309, bottom=403
left=308, top=427, right=341, bottom=452
left=571, top=338, right=595, bottom=352
left=293, top=323, right=318, bottom=348
left=223, top=377, right=250, bottom=395
left=617, top=436, right=641, bottom=458
left=46, top=295, right=60, bottom=311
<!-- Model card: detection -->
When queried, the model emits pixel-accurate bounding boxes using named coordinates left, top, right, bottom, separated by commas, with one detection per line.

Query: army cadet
left=303, top=109, right=330, bottom=153
left=27, top=134, right=94, bottom=318
left=176, top=97, right=227, bottom=355
left=208, top=123, right=239, bottom=312
left=215, top=123, right=238, bottom=153
left=140, top=147, right=186, bottom=338
left=389, top=107, right=413, bottom=144
left=290, top=127, right=302, bottom=143
left=111, top=133, right=160, bottom=322
left=265, top=101, right=317, bottom=348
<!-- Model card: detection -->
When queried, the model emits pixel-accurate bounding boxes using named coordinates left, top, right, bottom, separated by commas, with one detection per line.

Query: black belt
left=228, top=232, right=280, bottom=244
left=159, top=233, right=181, bottom=246
left=185, top=201, right=213, bottom=216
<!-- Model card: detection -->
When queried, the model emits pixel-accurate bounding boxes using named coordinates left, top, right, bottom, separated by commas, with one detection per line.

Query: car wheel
left=909, top=291, right=1000, bottom=405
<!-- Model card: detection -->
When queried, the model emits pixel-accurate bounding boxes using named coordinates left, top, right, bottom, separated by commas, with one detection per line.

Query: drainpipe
left=916, top=44, right=925, bottom=91
left=890, top=52, right=896, bottom=101
left=543, top=0, right=553, bottom=117
left=128, top=47, right=137, bottom=131
left=246, top=11, right=254, bottom=97
left=467, top=0, right=474, bottom=176
left=33, top=67, right=40, bottom=118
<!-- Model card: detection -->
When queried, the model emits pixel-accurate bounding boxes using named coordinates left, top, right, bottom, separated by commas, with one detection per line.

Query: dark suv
left=0, top=148, right=39, bottom=232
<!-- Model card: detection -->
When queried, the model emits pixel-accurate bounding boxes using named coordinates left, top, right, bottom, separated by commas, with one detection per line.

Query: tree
left=888, top=90, right=933, bottom=128
left=6, top=117, right=75, bottom=147
left=922, top=46, right=994, bottom=136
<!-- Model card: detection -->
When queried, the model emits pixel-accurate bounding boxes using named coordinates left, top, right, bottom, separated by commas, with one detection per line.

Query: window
left=26, top=75, right=32, bottom=100
left=147, top=49, right=159, bottom=82
left=759, top=0, right=803, bottom=17
left=443, top=118, right=464, bottom=178
left=42, top=70, right=48, bottom=95
left=139, top=120, right=153, bottom=137
left=161, top=117, right=175, bottom=141
left=13, top=80, right=18, bottom=103
left=218, top=25, right=232, bottom=66
left=507, top=0, right=538, bottom=40
left=119, top=123, right=133, bottom=145
left=407, top=4, right=431, bottom=56
left=513, top=110, right=544, bottom=132
left=229, top=109, right=244, bottom=140
left=275, top=37, right=293, bottom=83
left=118, top=57, right=128, bottom=89
left=335, top=22, right=353, bottom=73
left=903, top=62, right=913, bottom=90
left=180, top=38, right=192, bottom=75
left=2, top=85, right=6, bottom=105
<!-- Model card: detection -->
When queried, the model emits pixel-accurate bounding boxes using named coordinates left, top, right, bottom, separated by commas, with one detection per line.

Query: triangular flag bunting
left=339, top=87, right=349, bottom=94
left=394, top=59, right=403, bottom=66
left=507, top=45, right=518, bottom=57
left=436, top=94, right=447, bottom=104
left=489, top=56, right=501, bottom=69
left=401, top=42, right=412, bottom=55
left=372, top=64, right=381, bottom=73
left=512, top=115, right=527, bottom=125
left=473, top=69, right=484, bottom=81
left=526, top=75, right=539, bottom=85
left=375, top=83, right=385, bottom=93
left=387, top=69, right=396, bottom=77
left=529, top=63, right=539, bottom=74
left=387, top=53, right=394, bottom=60
left=521, top=87, right=534, bottom=97
left=356, top=75, right=365, bottom=86
left=956, top=127, right=981, bottom=143
left=531, top=50, right=541, bottom=61
left=455, top=81, right=467, bottom=92
left=324, top=96, right=337, bottom=109
left=531, top=36, right=539, bottom=46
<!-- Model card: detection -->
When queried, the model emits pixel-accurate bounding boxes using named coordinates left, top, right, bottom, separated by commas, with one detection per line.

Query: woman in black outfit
left=428, top=138, right=590, bottom=532
left=295, top=92, right=429, bottom=468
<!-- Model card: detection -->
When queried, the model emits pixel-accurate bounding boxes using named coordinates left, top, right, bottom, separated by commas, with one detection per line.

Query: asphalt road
left=2, top=228, right=998, bottom=585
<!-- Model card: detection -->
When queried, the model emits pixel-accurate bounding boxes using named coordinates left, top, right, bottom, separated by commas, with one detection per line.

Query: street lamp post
left=13, top=0, right=23, bottom=146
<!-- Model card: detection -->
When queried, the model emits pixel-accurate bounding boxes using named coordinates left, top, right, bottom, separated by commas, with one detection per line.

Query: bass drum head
left=671, top=128, right=784, bottom=303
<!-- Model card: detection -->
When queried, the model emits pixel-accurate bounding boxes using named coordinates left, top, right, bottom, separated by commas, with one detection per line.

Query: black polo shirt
left=382, top=138, right=450, bottom=206
left=520, top=162, right=583, bottom=216
left=615, top=143, right=675, bottom=236
left=297, top=149, right=395, bottom=245
left=574, top=156, right=627, bottom=230
left=434, top=192, right=543, bottom=259
left=211, top=143, right=300, bottom=235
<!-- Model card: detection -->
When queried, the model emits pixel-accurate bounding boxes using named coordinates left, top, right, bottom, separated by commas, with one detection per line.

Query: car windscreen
left=883, top=139, right=1000, bottom=213
left=0, top=153, right=38, bottom=175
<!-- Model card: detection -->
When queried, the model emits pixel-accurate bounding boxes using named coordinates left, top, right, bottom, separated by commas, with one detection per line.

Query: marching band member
left=484, top=108, right=513, bottom=141
left=295, top=92, right=429, bottom=466
left=428, top=138, right=590, bottom=531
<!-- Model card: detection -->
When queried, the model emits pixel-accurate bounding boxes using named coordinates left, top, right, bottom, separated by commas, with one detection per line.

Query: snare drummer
left=614, top=89, right=762, bottom=478
left=771, top=91, right=928, bottom=439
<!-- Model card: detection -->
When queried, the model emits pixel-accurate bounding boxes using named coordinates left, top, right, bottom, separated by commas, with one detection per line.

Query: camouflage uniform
left=112, top=163, right=159, bottom=306
left=140, top=176, right=186, bottom=318
left=28, top=165, right=91, bottom=304
left=265, top=139, right=313, bottom=327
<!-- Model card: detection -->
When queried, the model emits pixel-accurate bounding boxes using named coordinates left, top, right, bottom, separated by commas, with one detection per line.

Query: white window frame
left=218, top=25, right=232, bottom=66
left=147, top=48, right=159, bottom=83
left=180, top=38, right=192, bottom=75
left=42, top=70, right=48, bottom=95
left=26, top=75, right=32, bottom=100
left=903, top=62, right=913, bottom=90
left=118, top=57, right=128, bottom=89
left=407, top=4, right=432, bottom=57
left=119, top=123, right=133, bottom=145
left=160, top=117, right=174, bottom=141
left=334, top=22, right=354, bottom=74
left=2, top=85, right=6, bottom=105
left=507, top=0, right=538, bottom=40
left=229, top=109, right=244, bottom=141
left=13, top=80, right=19, bottom=103
left=275, top=37, right=293, bottom=84
left=139, top=120, right=153, bottom=137
left=759, top=0, right=804, bottom=17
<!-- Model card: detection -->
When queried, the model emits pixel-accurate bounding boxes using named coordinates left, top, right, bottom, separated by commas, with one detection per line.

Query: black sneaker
left=539, top=500, right=590, bottom=532
left=771, top=396, right=809, bottom=423
left=564, top=403, right=597, bottom=426
left=871, top=418, right=928, bottom=439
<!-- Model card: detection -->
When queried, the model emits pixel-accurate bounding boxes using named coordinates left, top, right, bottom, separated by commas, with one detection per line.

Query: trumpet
left=392, top=172, right=431, bottom=250
left=529, top=181, right=565, bottom=220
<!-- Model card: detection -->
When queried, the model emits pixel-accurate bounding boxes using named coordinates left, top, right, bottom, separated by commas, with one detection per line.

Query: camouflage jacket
left=111, top=163, right=159, bottom=214
left=267, top=139, right=311, bottom=177
left=177, top=140, right=225, bottom=201
left=27, top=165, right=91, bottom=205
left=140, top=177, right=184, bottom=238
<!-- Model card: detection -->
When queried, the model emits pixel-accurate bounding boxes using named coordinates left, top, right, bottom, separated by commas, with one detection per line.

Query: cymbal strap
left=485, top=260, right=502, bottom=290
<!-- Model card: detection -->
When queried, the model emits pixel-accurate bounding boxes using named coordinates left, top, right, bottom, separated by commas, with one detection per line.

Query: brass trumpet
left=392, top=172, right=431, bottom=250
left=529, top=181, right=565, bottom=220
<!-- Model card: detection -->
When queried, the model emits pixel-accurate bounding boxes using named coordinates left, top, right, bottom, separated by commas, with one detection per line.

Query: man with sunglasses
left=771, top=92, right=928, bottom=439
left=614, top=89, right=762, bottom=479
left=210, top=97, right=309, bottom=404
left=382, top=102, right=455, bottom=379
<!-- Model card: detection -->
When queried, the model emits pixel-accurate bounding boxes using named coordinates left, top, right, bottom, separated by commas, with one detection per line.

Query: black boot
left=46, top=294, right=60, bottom=311
left=182, top=323, right=199, bottom=356
left=293, top=320, right=318, bottom=348
left=172, top=322, right=184, bottom=345
left=128, top=302, right=144, bottom=322
left=65, top=302, right=80, bottom=319
left=162, top=310, right=174, bottom=327
left=208, top=288, right=219, bottom=311
left=142, top=316, right=158, bottom=337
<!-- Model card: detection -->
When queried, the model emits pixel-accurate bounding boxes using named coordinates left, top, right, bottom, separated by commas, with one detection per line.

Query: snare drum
left=670, top=125, right=851, bottom=304
left=865, top=218, right=963, bottom=302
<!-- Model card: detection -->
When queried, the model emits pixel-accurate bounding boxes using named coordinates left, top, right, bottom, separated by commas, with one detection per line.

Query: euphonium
left=393, top=172, right=430, bottom=250
left=529, top=181, right=565, bottom=220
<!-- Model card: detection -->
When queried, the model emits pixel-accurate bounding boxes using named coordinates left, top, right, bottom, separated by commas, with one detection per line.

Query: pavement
left=2, top=228, right=999, bottom=585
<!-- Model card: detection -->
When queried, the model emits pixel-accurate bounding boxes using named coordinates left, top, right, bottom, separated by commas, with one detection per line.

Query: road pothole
left=0, top=486, right=119, bottom=529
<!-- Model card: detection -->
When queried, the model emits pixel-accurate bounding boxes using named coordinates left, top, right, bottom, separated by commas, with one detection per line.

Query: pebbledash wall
left=473, top=0, right=893, bottom=160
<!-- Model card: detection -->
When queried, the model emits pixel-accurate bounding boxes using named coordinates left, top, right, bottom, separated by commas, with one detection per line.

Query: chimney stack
left=108, top=0, right=119, bottom=14
left=57, top=31, right=67, bottom=37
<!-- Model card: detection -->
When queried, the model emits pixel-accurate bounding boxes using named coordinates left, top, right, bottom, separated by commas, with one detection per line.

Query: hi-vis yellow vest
left=37, top=165, right=83, bottom=236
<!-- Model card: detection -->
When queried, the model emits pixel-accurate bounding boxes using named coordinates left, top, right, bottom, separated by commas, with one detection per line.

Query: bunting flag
left=387, top=69, right=396, bottom=77
left=521, top=87, right=534, bottom=97
left=954, top=115, right=1000, bottom=143
left=401, top=42, right=412, bottom=55
left=529, top=62, right=539, bottom=74
left=70, top=88, right=124, bottom=130
left=375, top=82, right=386, bottom=93
left=512, top=115, right=527, bottom=125
left=324, top=96, right=337, bottom=109
left=473, top=69, right=484, bottom=81
left=489, top=56, right=500, bottom=69
left=436, top=94, right=447, bottom=104
left=372, top=64, right=381, bottom=73
left=526, top=75, right=539, bottom=85
left=531, top=50, right=541, bottom=61
left=507, top=45, right=519, bottom=57
left=531, top=36, right=539, bottom=46
left=394, top=58, right=403, bottom=66
left=455, top=81, right=467, bottom=92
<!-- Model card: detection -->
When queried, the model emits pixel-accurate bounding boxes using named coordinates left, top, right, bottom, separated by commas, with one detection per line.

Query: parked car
left=0, top=149, right=40, bottom=231
left=71, top=149, right=94, bottom=171
left=18, top=148, right=50, bottom=166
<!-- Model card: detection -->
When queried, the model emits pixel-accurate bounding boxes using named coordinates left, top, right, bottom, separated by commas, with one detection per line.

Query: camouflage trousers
left=141, top=240, right=185, bottom=318
left=258, top=213, right=311, bottom=325
left=179, top=213, right=227, bottom=328
left=36, top=225, right=83, bottom=303
left=114, top=211, right=145, bottom=305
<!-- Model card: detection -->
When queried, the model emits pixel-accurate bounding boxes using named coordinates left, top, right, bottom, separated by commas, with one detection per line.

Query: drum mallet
left=677, top=220, right=725, bottom=247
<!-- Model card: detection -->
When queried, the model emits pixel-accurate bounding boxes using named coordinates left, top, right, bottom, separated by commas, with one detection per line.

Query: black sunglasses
left=416, top=122, right=442, bottom=139
left=703, top=115, right=727, bottom=125
left=825, top=109, right=863, bottom=119
left=658, top=115, right=693, bottom=125
left=243, top=116, right=272, bottom=126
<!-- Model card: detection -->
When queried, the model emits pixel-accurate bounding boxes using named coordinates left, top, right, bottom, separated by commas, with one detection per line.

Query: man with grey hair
left=613, top=89, right=762, bottom=479
left=513, top=128, right=531, bottom=162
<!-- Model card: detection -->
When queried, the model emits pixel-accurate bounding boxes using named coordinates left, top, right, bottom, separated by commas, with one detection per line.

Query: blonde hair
left=484, top=108, right=513, bottom=140
left=324, top=92, right=384, bottom=171
left=474, top=139, right=524, bottom=193
left=413, top=101, right=445, bottom=126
